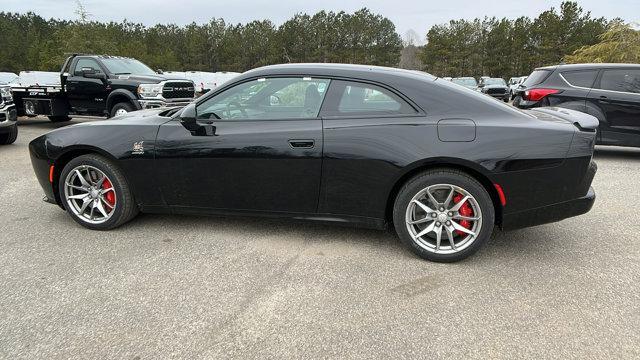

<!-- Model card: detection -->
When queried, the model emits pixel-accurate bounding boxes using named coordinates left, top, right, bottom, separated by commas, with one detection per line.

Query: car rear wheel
left=110, top=102, right=133, bottom=118
left=59, top=154, right=138, bottom=230
left=0, top=124, right=18, bottom=145
left=393, top=169, right=495, bottom=262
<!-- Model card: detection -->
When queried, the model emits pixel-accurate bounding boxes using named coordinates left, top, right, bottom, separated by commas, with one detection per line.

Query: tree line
left=0, top=2, right=634, bottom=79
left=0, top=8, right=402, bottom=73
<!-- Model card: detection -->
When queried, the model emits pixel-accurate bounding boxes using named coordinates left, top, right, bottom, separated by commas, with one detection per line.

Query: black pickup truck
left=11, top=54, right=196, bottom=122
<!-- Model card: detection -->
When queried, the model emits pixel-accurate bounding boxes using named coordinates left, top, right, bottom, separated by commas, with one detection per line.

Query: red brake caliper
left=102, top=178, right=115, bottom=209
left=453, top=194, right=473, bottom=236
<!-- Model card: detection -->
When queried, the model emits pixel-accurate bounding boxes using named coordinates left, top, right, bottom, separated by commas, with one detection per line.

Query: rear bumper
left=512, top=96, right=540, bottom=109
left=502, top=186, right=595, bottom=230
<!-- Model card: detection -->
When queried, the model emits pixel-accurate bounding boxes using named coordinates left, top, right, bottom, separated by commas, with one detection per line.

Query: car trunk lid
left=526, top=107, right=599, bottom=131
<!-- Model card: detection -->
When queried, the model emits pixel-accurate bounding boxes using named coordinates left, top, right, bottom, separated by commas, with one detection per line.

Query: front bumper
left=137, top=98, right=193, bottom=110
left=0, top=104, right=17, bottom=132
left=502, top=186, right=596, bottom=230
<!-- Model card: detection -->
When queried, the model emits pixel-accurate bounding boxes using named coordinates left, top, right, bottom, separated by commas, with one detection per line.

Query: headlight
left=0, top=87, right=12, bottom=101
left=137, top=83, right=163, bottom=98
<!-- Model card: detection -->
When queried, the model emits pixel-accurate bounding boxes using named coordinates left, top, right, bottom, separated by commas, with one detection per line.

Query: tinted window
left=324, top=80, right=416, bottom=116
left=196, top=77, right=330, bottom=120
left=74, top=58, right=102, bottom=75
left=598, top=69, right=640, bottom=94
left=561, top=70, right=598, bottom=88
left=522, top=70, right=551, bottom=87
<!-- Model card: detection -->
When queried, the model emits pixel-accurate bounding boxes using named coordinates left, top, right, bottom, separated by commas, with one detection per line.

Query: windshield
left=484, top=78, right=506, bottom=86
left=452, top=78, right=477, bottom=87
left=100, top=58, right=156, bottom=76
left=0, top=72, right=18, bottom=85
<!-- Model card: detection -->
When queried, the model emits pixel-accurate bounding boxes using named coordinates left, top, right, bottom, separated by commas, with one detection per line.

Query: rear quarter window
left=522, top=70, right=551, bottom=87
left=561, top=70, right=598, bottom=88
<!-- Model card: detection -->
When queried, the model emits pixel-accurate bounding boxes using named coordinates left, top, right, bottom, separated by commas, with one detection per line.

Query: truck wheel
left=0, top=124, right=18, bottom=145
left=48, top=116, right=71, bottom=123
left=110, top=102, right=134, bottom=118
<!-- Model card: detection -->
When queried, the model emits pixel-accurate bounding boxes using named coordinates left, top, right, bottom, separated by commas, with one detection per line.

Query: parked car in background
left=0, top=84, right=17, bottom=145
left=508, top=76, right=527, bottom=99
left=0, top=72, right=19, bottom=85
left=11, top=54, right=196, bottom=122
left=479, top=77, right=510, bottom=102
left=452, top=77, right=478, bottom=91
left=513, top=63, right=640, bottom=148
left=30, top=63, right=598, bottom=262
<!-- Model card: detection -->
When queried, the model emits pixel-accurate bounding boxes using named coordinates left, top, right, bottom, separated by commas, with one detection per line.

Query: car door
left=317, top=79, right=422, bottom=219
left=154, top=76, right=330, bottom=214
left=587, top=68, right=640, bottom=145
left=65, top=57, right=108, bottom=114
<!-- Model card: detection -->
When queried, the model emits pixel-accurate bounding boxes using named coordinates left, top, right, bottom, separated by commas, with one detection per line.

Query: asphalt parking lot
left=1, top=117, right=639, bottom=359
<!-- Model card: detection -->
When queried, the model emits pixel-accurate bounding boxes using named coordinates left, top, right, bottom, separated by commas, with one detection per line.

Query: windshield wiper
left=114, top=72, right=131, bottom=75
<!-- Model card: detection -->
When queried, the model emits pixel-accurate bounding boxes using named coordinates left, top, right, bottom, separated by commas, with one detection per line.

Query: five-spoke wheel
left=394, top=169, right=495, bottom=262
left=64, top=165, right=117, bottom=224
left=58, top=154, right=138, bottom=230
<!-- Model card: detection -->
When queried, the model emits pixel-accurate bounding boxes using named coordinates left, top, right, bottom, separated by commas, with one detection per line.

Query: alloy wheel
left=63, top=165, right=117, bottom=224
left=405, top=184, right=483, bottom=254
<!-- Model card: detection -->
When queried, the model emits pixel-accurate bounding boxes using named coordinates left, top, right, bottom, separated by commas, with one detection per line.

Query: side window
left=196, top=77, right=330, bottom=120
left=599, top=69, right=640, bottom=94
left=74, top=58, right=102, bottom=75
left=561, top=70, right=598, bottom=88
left=324, top=80, right=416, bottom=116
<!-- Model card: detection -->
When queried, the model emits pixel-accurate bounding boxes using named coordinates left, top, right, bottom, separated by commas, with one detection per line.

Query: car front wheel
left=59, top=154, right=138, bottom=230
left=393, top=169, right=495, bottom=262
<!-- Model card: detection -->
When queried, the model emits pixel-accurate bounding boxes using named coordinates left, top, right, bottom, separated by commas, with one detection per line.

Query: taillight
left=524, top=88, right=560, bottom=101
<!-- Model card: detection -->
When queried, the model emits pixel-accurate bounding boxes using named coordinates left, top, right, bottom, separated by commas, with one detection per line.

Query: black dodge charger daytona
left=29, top=64, right=598, bottom=262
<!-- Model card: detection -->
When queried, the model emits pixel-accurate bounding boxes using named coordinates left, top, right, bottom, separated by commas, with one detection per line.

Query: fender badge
left=132, top=141, right=144, bottom=155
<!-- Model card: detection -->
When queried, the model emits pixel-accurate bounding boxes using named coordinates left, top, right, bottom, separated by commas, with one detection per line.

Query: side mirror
left=180, top=103, right=215, bottom=136
left=82, top=68, right=106, bottom=80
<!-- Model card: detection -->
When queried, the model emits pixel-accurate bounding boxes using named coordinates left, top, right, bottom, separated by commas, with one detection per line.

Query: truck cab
left=12, top=54, right=196, bottom=122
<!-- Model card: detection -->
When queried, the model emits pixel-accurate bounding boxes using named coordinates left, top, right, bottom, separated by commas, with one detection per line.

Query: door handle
left=288, top=139, right=314, bottom=149
left=598, top=95, right=610, bottom=103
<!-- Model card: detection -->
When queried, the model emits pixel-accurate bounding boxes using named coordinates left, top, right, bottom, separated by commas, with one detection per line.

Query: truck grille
left=163, top=82, right=195, bottom=99
left=487, top=88, right=507, bottom=95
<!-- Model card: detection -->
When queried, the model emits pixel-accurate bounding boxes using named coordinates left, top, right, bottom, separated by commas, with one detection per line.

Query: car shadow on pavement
left=101, top=212, right=561, bottom=263
left=594, top=146, right=640, bottom=161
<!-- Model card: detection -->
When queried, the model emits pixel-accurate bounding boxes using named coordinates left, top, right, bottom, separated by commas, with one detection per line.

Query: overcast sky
left=3, top=0, right=639, bottom=44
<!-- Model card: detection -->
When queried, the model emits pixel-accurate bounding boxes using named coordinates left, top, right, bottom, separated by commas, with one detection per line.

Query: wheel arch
left=385, top=158, right=504, bottom=228
left=50, top=146, right=124, bottom=207
left=106, top=89, right=139, bottom=115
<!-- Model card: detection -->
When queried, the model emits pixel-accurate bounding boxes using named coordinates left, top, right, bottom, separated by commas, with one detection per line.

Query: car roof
left=244, top=63, right=437, bottom=82
left=537, top=63, right=640, bottom=71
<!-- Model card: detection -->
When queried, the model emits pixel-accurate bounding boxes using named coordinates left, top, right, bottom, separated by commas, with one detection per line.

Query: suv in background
left=478, top=77, right=510, bottom=102
left=513, top=63, right=640, bottom=148
left=508, top=76, right=527, bottom=99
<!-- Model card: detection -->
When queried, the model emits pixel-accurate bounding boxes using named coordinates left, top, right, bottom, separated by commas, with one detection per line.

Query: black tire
left=48, top=115, right=71, bottom=122
left=110, top=102, right=134, bottom=118
left=393, top=168, right=495, bottom=262
left=0, top=124, right=18, bottom=145
left=58, top=154, right=138, bottom=230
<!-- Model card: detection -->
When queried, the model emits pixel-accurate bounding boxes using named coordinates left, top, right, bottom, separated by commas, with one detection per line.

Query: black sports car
left=30, top=64, right=598, bottom=262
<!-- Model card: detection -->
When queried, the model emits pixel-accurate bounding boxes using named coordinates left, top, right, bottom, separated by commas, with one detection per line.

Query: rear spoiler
left=529, top=107, right=599, bottom=131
